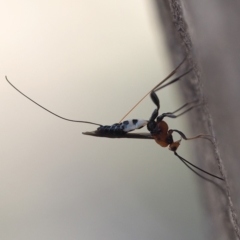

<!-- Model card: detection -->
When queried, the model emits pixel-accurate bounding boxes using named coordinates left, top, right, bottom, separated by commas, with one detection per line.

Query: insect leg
left=119, top=56, right=189, bottom=123
left=173, top=101, right=205, bottom=118
left=154, top=68, right=193, bottom=92
left=148, top=91, right=160, bottom=122
left=171, top=99, right=204, bottom=114
left=156, top=100, right=204, bottom=121
left=170, top=129, right=213, bottom=142
left=150, top=91, right=160, bottom=110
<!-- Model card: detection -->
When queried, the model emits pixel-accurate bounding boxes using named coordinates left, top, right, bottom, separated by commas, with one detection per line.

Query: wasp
left=5, top=57, right=224, bottom=181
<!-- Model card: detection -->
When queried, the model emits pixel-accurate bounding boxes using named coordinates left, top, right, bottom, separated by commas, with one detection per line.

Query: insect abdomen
left=97, top=123, right=125, bottom=134
left=97, top=119, right=148, bottom=134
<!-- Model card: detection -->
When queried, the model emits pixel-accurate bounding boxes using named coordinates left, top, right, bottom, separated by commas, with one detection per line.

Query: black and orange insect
left=5, top=57, right=224, bottom=181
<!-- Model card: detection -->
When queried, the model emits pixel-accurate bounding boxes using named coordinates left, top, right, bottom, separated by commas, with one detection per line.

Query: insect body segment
left=97, top=119, right=148, bottom=134
left=149, top=120, right=174, bottom=148
left=147, top=91, right=180, bottom=150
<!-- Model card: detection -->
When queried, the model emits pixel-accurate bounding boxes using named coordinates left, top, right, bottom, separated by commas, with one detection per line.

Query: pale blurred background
left=1, top=1, right=209, bottom=240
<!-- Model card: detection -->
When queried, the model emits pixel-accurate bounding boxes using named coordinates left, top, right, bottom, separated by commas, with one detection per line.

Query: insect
left=5, top=57, right=224, bottom=181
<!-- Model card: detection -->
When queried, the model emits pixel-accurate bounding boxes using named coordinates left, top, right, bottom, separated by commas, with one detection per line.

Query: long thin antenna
left=5, top=76, right=102, bottom=126
left=180, top=158, right=226, bottom=193
left=119, top=56, right=188, bottom=123
left=174, top=152, right=224, bottom=181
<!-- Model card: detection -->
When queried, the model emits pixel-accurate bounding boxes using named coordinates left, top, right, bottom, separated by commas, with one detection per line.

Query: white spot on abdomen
left=122, top=119, right=148, bottom=132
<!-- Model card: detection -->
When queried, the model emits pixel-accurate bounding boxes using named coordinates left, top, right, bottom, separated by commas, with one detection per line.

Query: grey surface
left=154, top=0, right=240, bottom=239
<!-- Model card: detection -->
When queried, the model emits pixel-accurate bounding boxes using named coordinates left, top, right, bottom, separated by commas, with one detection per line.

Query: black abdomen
left=97, top=119, right=148, bottom=135
left=97, top=123, right=126, bottom=134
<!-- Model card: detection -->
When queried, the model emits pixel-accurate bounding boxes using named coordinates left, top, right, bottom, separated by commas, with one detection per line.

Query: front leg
left=169, top=129, right=213, bottom=142
left=167, top=129, right=213, bottom=151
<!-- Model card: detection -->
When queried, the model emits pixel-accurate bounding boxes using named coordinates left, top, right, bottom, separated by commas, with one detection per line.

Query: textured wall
left=154, top=0, right=240, bottom=239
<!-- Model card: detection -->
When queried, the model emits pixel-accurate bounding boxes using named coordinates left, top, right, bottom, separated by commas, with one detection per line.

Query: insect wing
left=82, top=131, right=153, bottom=139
